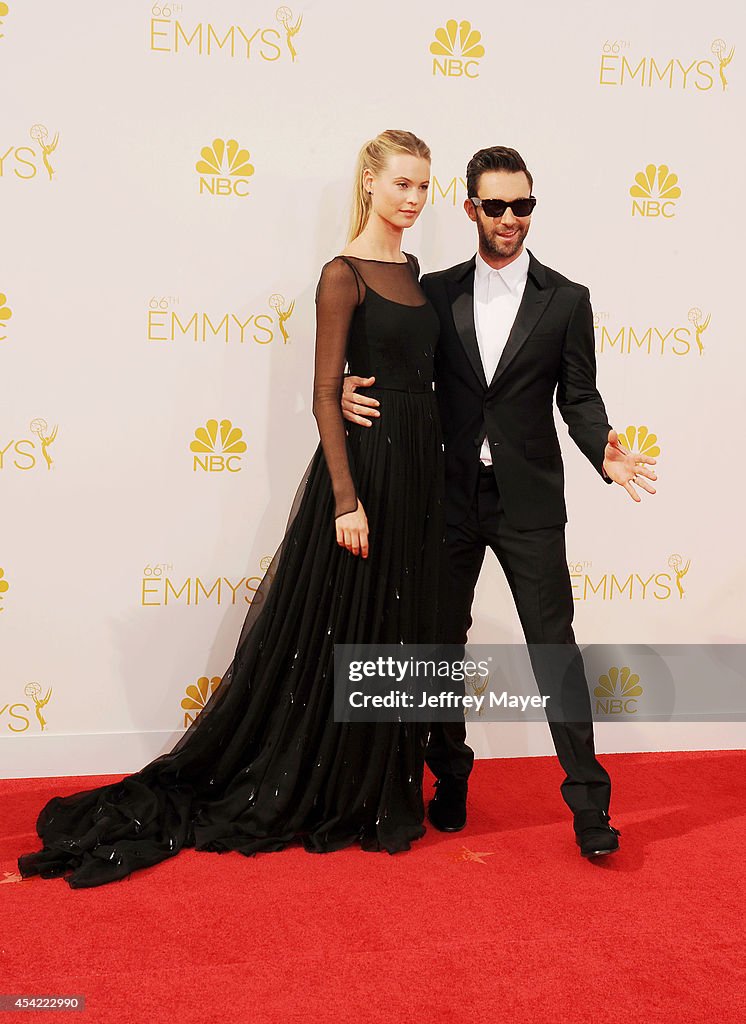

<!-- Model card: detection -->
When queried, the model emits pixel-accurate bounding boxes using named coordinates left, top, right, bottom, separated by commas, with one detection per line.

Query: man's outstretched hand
left=341, top=375, right=380, bottom=426
left=602, top=428, right=657, bottom=502
left=340, top=393, right=657, bottom=504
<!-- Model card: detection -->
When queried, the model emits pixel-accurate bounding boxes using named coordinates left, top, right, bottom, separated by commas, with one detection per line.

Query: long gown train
left=18, top=253, right=444, bottom=888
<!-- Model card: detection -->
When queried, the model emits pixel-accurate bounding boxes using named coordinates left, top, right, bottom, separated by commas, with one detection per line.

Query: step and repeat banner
left=1, top=2, right=744, bottom=775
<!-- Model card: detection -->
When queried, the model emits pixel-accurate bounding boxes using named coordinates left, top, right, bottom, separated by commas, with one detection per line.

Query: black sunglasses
left=470, top=195, right=537, bottom=218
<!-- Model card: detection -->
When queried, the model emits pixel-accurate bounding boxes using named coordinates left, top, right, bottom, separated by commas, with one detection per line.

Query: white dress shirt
left=473, top=247, right=530, bottom=465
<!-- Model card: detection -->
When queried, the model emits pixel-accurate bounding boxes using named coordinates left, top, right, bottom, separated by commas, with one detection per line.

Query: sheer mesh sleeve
left=312, top=257, right=360, bottom=519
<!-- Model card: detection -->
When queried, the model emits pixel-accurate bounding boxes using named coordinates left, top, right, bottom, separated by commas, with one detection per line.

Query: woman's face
left=365, top=154, right=430, bottom=231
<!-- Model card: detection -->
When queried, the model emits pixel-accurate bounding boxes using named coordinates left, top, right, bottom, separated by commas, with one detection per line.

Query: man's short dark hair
left=466, top=146, right=533, bottom=198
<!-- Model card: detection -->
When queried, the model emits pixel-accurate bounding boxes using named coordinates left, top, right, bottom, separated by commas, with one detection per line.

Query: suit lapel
left=487, top=254, right=554, bottom=391
left=445, top=259, right=488, bottom=390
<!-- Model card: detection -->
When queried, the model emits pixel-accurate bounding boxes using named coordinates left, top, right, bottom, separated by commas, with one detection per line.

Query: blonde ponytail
left=347, top=130, right=431, bottom=243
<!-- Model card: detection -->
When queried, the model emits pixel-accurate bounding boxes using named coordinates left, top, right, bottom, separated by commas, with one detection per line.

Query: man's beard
left=477, top=219, right=527, bottom=260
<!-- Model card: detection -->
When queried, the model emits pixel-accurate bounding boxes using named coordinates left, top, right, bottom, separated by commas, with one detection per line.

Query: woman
left=17, top=130, right=443, bottom=888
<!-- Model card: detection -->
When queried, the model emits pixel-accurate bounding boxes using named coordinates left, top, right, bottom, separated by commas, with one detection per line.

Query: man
left=342, top=146, right=657, bottom=858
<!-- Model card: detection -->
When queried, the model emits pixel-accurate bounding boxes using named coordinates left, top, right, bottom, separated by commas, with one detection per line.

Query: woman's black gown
left=17, top=253, right=445, bottom=888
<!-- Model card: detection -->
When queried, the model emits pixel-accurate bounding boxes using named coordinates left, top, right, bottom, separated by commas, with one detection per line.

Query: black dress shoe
left=427, top=777, right=468, bottom=832
left=574, top=809, right=621, bottom=858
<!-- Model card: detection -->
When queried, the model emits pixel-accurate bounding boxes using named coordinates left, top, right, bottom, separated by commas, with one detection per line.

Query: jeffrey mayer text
left=348, top=691, right=551, bottom=713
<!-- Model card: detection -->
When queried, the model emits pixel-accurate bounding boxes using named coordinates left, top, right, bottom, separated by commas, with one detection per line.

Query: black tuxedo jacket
left=421, top=252, right=612, bottom=531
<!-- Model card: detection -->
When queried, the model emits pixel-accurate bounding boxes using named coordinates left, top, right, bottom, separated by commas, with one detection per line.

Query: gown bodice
left=312, top=253, right=440, bottom=517
left=339, top=256, right=440, bottom=392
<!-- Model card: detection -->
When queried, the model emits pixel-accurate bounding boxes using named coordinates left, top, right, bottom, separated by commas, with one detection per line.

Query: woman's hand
left=335, top=500, right=369, bottom=558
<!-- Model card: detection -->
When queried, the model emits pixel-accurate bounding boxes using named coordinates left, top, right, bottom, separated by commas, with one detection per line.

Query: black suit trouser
left=426, top=464, right=611, bottom=814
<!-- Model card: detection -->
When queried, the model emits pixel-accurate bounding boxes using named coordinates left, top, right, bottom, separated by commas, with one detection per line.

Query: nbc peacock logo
left=617, top=425, right=661, bottom=460
left=181, top=675, right=222, bottom=727
left=594, top=666, right=643, bottom=715
left=0, top=566, right=9, bottom=611
left=190, top=418, right=247, bottom=472
left=196, top=138, right=254, bottom=198
left=630, top=164, right=681, bottom=218
left=430, top=20, right=485, bottom=78
left=0, top=291, right=11, bottom=341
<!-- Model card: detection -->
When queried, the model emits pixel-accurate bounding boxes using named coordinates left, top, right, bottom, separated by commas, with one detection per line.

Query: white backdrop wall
left=1, top=1, right=744, bottom=776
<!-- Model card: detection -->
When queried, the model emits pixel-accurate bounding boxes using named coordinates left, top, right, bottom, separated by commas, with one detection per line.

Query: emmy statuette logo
left=465, top=669, right=489, bottom=716
left=268, top=294, right=295, bottom=343
left=30, top=124, right=59, bottom=180
left=0, top=418, right=59, bottom=472
left=1, top=682, right=53, bottom=732
left=687, top=308, right=710, bottom=355
left=25, top=682, right=52, bottom=730
left=30, top=418, right=58, bottom=469
left=0, top=124, right=60, bottom=181
left=275, top=6, right=302, bottom=61
left=668, top=554, right=691, bottom=599
left=711, top=39, right=735, bottom=90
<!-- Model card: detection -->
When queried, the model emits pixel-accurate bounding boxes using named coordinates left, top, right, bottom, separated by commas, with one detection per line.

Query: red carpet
left=2, top=750, right=744, bottom=1024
